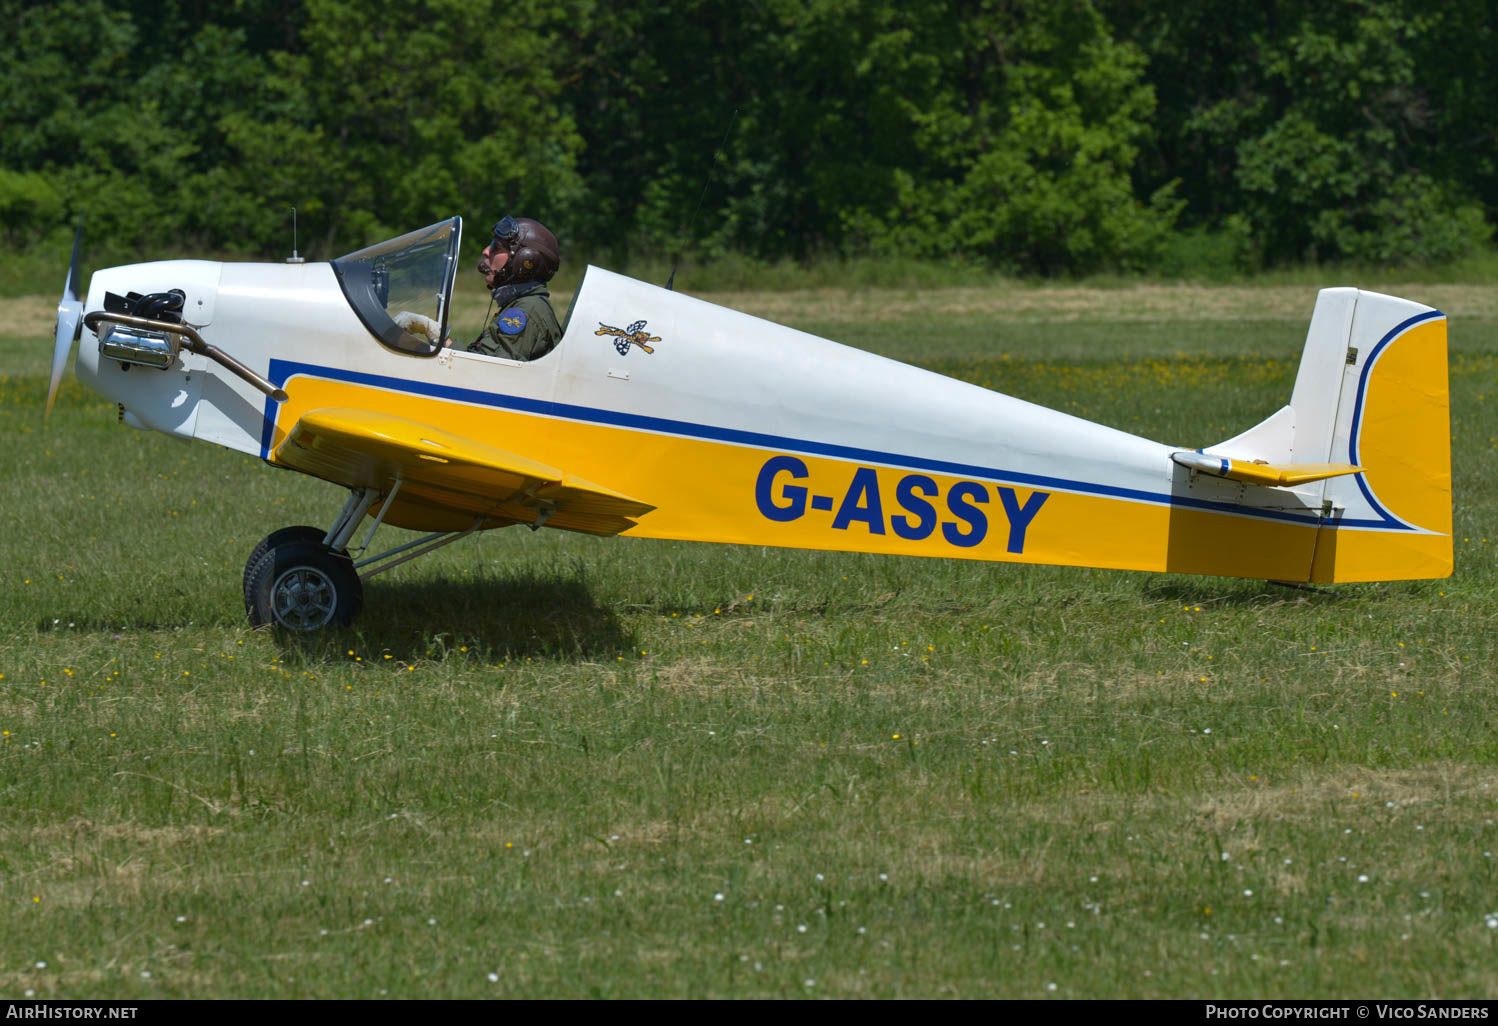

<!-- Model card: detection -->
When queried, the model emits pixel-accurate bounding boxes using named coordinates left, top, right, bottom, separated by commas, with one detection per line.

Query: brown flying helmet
left=486, top=215, right=560, bottom=285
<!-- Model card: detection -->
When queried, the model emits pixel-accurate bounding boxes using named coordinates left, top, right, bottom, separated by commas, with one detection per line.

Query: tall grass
left=0, top=290, right=1494, bottom=998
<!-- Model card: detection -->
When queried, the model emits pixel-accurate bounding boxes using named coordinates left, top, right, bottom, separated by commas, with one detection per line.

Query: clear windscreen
left=331, top=217, right=462, bottom=355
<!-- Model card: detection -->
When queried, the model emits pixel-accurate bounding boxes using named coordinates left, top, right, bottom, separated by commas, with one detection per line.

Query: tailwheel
left=244, top=538, right=363, bottom=631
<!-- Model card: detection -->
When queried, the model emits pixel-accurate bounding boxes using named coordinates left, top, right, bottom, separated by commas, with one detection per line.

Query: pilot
left=465, top=215, right=563, bottom=361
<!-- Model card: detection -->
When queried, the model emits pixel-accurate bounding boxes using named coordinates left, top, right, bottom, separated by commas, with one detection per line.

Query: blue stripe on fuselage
left=260, top=359, right=1403, bottom=531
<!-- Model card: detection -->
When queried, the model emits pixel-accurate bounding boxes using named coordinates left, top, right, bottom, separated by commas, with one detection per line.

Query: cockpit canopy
left=331, top=217, right=461, bottom=355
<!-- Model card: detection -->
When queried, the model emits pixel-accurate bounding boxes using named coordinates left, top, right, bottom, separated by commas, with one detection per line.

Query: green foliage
left=3, top=0, right=1497, bottom=274
left=254, top=0, right=586, bottom=251
left=1106, top=0, right=1494, bottom=267
left=856, top=1, right=1180, bottom=273
left=571, top=0, right=1178, bottom=274
left=1309, top=174, right=1492, bottom=266
left=0, top=0, right=584, bottom=261
left=0, top=170, right=65, bottom=247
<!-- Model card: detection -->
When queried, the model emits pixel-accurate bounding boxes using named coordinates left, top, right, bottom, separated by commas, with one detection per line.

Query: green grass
left=13, top=235, right=1498, bottom=299
left=1, top=290, right=1496, bottom=998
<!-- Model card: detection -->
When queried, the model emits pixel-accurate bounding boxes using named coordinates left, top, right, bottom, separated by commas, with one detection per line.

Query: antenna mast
left=665, top=107, right=739, bottom=292
left=287, top=207, right=305, bottom=264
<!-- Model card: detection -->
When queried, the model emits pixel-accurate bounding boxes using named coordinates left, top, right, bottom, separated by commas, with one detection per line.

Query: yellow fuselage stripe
left=266, top=373, right=1456, bottom=582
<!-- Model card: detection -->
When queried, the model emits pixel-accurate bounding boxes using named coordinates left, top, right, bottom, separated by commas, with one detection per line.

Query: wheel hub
left=271, top=566, right=338, bottom=630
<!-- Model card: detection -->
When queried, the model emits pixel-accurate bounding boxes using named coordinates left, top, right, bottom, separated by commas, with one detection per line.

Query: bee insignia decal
left=595, top=319, right=660, bottom=356
left=497, top=307, right=528, bottom=335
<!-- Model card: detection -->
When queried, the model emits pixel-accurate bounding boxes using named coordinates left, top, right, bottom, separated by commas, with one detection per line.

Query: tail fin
left=1202, top=288, right=1451, bottom=582
left=1312, top=290, right=1451, bottom=580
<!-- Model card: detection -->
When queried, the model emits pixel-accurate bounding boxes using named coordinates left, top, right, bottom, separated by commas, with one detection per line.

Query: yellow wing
left=272, top=407, right=655, bottom=536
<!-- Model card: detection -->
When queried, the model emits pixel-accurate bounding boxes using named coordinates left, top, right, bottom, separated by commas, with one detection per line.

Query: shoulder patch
left=497, top=307, right=528, bottom=335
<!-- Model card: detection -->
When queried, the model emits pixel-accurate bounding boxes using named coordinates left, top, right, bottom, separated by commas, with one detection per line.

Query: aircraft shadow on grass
left=1141, top=578, right=1345, bottom=607
left=329, top=572, right=635, bottom=661
left=36, top=574, right=633, bottom=664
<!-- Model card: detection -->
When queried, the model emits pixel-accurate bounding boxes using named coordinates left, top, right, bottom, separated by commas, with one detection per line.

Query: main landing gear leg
left=243, top=487, right=483, bottom=632
left=243, top=488, right=377, bottom=631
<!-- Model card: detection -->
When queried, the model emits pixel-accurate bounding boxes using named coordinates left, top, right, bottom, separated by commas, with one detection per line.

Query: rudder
left=1310, top=290, right=1451, bottom=581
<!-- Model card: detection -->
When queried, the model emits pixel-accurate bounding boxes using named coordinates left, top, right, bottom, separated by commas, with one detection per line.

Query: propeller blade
left=64, top=221, right=82, bottom=302
left=45, top=224, right=84, bottom=421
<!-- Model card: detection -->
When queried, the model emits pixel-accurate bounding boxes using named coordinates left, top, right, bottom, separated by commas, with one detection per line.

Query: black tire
left=243, top=526, right=327, bottom=595
left=244, top=540, right=364, bottom=631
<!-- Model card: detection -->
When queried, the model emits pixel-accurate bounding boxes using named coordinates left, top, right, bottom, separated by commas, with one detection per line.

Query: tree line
left=2, top=0, right=1492, bottom=274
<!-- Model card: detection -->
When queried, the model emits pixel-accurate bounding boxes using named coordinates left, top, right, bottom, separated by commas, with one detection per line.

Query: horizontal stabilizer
left=1171, top=450, right=1362, bottom=488
left=274, top=407, right=655, bottom=534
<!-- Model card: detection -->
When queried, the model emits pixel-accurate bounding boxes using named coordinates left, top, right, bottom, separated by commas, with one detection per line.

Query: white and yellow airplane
left=49, top=217, right=1452, bottom=631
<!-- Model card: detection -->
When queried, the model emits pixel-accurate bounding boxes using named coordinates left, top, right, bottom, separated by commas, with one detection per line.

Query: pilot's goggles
left=491, top=216, right=521, bottom=250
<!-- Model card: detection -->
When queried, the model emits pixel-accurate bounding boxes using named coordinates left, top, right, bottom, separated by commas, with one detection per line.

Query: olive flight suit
left=467, top=283, right=562, bottom=361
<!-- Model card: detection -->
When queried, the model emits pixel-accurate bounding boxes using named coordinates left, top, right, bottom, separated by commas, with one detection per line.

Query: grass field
left=1, top=279, right=1495, bottom=998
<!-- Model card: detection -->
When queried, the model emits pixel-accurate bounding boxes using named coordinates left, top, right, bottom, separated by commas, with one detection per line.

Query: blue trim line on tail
left=1345, top=310, right=1445, bottom=531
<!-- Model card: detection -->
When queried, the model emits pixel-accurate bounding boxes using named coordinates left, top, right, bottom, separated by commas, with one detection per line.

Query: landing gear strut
left=242, top=486, right=484, bottom=631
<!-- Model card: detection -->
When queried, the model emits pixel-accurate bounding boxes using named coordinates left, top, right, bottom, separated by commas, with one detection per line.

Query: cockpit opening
left=331, top=217, right=461, bottom=356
